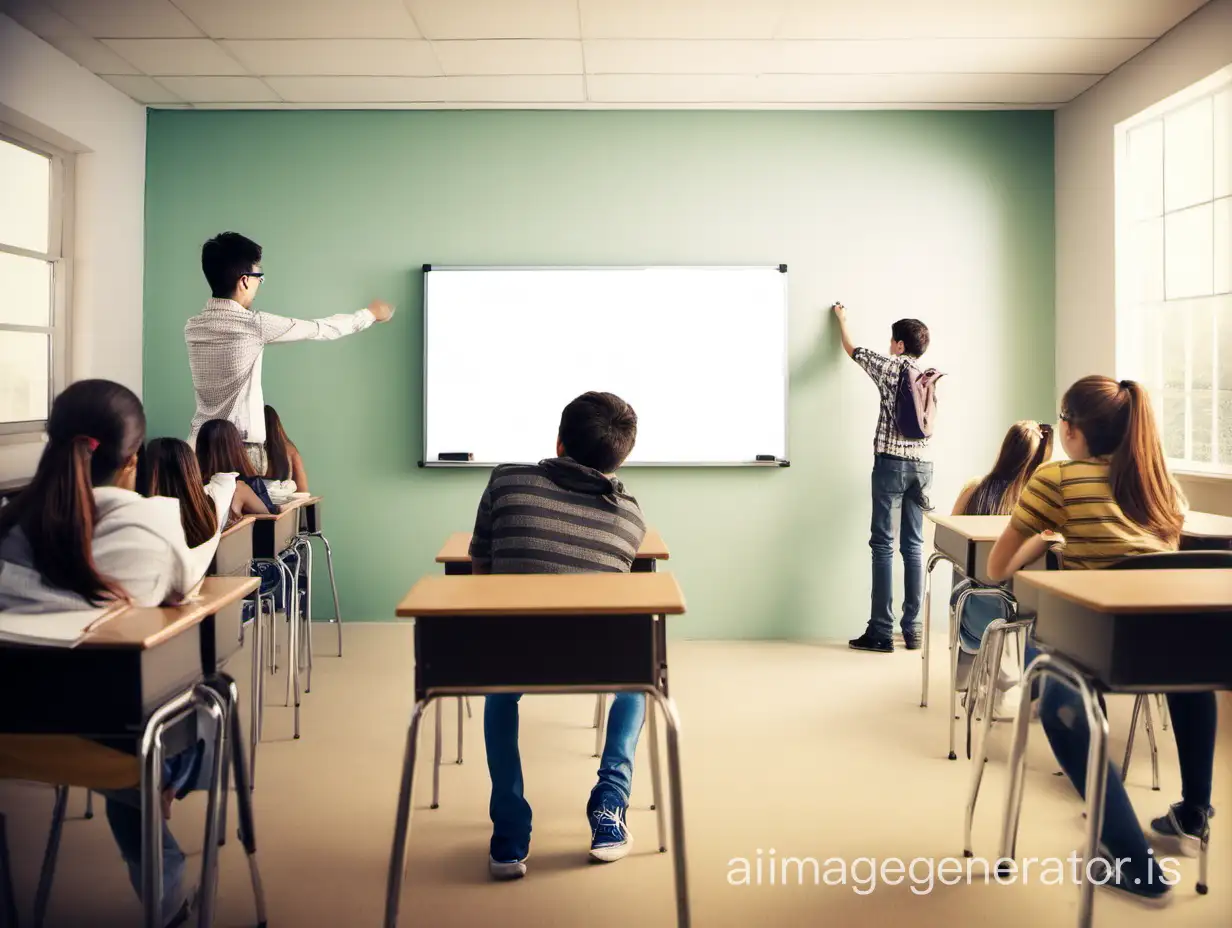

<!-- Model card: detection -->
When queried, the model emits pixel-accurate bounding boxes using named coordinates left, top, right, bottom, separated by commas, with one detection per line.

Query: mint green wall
left=143, top=110, right=1054, bottom=638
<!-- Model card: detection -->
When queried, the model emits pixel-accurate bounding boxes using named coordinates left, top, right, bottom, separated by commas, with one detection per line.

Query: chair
left=966, top=549, right=1231, bottom=886
left=948, top=584, right=1021, bottom=760
left=299, top=504, right=344, bottom=658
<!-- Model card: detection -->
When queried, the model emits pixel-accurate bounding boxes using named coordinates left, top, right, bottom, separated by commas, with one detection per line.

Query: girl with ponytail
left=985, top=376, right=1203, bottom=906
left=0, top=380, right=223, bottom=925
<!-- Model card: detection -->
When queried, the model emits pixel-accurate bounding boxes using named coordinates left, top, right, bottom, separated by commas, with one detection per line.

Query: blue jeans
left=954, top=579, right=1014, bottom=653
left=484, top=692, right=645, bottom=861
left=868, top=454, right=933, bottom=639
left=100, top=716, right=215, bottom=924
left=1035, top=653, right=1216, bottom=882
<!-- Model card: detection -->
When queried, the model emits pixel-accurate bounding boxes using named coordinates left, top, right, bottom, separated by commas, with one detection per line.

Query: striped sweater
left=1010, top=458, right=1177, bottom=569
left=468, top=458, right=646, bottom=574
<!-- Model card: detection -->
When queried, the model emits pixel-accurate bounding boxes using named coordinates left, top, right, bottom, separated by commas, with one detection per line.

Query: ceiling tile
left=172, top=0, right=420, bottom=39
left=100, top=38, right=247, bottom=75
left=579, top=0, right=783, bottom=39
left=222, top=39, right=440, bottom=76
left=773, top=0, right=1209, bottom=40
left=406, top=0, right=580, bottom=39
left=45, top=0, right=202, bottom=38
left=99, top=73, right=186, bottom=103
left=265, top=74, right=585, bottom=103
left=155, top=75, right=281, bottom=103
left=434, top=40, right=583, bottom=75
left=586, top=71, right=1099, bottom=105
left=48, top=35, right=144, bottom=74
left=1, top=0, right=139, bottom=72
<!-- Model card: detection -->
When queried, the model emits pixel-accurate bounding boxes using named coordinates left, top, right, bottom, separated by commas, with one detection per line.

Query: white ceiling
left=0, top=0, right=1212, bottom=109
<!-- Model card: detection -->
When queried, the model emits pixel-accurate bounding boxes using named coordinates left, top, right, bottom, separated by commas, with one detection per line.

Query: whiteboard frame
left=420, top=264, right=790, bottom=468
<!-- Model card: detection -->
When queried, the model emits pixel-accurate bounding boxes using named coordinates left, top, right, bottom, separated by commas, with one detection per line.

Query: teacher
left=185, top=232, right=394, bottom=470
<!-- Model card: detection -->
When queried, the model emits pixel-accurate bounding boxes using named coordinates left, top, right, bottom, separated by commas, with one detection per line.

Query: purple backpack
left=895, top=363, right=944, bottom=440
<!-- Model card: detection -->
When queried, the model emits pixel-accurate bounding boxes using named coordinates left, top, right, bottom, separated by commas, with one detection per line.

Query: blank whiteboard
left=422, top=266, right=788, bottom=466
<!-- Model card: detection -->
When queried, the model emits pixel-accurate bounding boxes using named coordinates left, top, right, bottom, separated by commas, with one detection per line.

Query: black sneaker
left=1150, top=802, right=1213, bottom=858
left=902, top=627, right=923, bottom=650
left=1087, top=847, right=1172, bottom=907
left=849, top=633, right=893, bottom=653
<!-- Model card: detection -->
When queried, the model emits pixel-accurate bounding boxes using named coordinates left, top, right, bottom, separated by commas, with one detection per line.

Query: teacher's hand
left=831, top=302, right=847, bottom=322
left=368, top=299, right=395, bottom=322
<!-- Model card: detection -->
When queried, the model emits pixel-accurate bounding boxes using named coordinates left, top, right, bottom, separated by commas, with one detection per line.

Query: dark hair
left=963, top=421, right=1054, bottom=516
left=892, top=319, right=929, bottom=357
left=263, top=405, right=296, bottom=482
left=202, top=232, right=261, bottom=299
left=558, top=392, right=637, bottom=473
left=138, top=438, right=218, bottom=548
left=196, top=419, right=257, bottom=481
left=0, top=380, right=145, bottom=604
left=1061, top=376, right=1182, bottom=544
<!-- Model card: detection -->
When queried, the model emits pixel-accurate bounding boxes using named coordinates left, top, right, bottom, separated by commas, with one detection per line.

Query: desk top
left=253, top=495, right=318, bottom=521
left=220, top=515, right=255, bottom=538
left=1014, top=569, right=1232, bottom=614
left=81, top=576, right=259, bottom=649
left=435, top=527, right=670, bottom=564
left=929, top=511, right=1227, bottom=542
left=396, top=572, right=686, bottom=617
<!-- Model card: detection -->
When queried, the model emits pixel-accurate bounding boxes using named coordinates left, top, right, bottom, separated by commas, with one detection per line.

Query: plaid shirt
left=852, top=347, right=930, bottom=461
left=184, top=299, right=374, bottom=444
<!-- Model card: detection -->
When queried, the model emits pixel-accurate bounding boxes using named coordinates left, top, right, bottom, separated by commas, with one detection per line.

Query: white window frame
left=0, top=121, right=74, bottom=442
left=1114, top=66, right=1232, bottom=478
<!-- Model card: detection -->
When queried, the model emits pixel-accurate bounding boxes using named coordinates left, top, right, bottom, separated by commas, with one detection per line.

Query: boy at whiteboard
left=468, top=392, right=648, bottom=879
left=832, top=303, right=934, bottom=653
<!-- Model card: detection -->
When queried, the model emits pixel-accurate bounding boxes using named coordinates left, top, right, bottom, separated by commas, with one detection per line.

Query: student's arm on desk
left=232, top=481, right=270, bottom=519
left=988, top=464, right=1067, bottom=581
left=468, top=476, right=495, bottom=574
left=986, top=528, right=1056, bottom=582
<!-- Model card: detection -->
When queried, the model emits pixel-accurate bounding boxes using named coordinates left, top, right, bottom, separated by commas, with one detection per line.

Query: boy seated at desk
left=468, top=391, right=647, bottom=879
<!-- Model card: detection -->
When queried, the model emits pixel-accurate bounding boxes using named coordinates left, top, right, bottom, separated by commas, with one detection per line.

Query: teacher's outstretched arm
left=832, top=302, right=856, bottom=358
left=260, top=299, right=395, bottom=345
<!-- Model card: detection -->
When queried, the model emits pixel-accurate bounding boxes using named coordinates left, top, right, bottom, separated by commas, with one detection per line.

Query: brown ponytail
left=1061, top=376, right=1183, bottom=544
left=0, top=380, right=145, bottom=604
left=964, top=420, right=1052, bottom=515
left=196, top=418, right=257, bottom=480
left=263, top=405, right=294, bottom=482
left=139, top=438, right=218, bottom=548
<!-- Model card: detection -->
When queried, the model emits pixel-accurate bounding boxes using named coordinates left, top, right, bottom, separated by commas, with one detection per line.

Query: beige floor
left=1, top=624, right=1229, bottom=928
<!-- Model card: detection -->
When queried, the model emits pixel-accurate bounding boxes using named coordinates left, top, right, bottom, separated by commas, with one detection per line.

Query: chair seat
left=0, top=735, right=139, bottom=790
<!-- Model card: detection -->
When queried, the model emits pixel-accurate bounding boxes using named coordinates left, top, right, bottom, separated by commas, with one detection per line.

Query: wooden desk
left=301, top=495, right=325, bottom=535
left=1013, top=569, right=1232, bottom=691
left=252, top=496, right=311, bottom=558
left=211, top=516, right=255, bottom=577
left=435, top=527, right=670, bottom=575
left=998, top=568, right=1232, bottom=928
left=0, top=576, right=258, bottom=737
left=1180, top=509, right=1232, bottom=550
left=385, top=572, right=690, bottom=928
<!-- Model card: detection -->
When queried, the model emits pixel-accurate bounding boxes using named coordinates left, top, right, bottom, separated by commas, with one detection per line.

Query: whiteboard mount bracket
left=778, top=264, right=787, bottom=273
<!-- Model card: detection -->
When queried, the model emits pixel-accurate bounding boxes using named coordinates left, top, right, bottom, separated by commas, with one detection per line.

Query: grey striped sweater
left=468, top=458, right=646, bottom=573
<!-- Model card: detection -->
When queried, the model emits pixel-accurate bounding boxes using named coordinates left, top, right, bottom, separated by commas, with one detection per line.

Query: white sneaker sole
left=589, top=835, right=633, bottom=863
left=488, top=855, right=528, bottom=880
left=1149, top=830, right=1201, bottom=859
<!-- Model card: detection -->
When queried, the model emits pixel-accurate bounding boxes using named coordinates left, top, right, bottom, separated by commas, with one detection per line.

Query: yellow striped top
left=1010, top=459, right=1177, bottom=569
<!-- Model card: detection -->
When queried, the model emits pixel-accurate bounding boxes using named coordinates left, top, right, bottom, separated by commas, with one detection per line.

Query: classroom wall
left=0, top=14, right=147, bottom=480
left=1055, top=0, right=1232, bottom=516
left=143, top=109, right=1055, bottom=637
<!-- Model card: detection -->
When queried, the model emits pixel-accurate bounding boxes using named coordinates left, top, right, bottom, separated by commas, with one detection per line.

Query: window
left=0, top=124, right=72, bottom=438
left=1116, top=68, right=1232, bottom=475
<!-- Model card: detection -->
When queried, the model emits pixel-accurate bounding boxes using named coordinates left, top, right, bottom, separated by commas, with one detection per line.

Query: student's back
left=195, top=418, right=276, bottom=517
left=471, top=458, right=645, bottom=574
left=0, top=381, right=209, bottom=612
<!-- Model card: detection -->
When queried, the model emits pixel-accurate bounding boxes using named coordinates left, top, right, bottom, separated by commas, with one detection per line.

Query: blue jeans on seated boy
left=484, top=692, right=645, bottom=869
left=1036, top=667, right=1216, bottom=895
left=100, top=710, right=217, bottom=925
left=867, top=454, right=934, bottom=643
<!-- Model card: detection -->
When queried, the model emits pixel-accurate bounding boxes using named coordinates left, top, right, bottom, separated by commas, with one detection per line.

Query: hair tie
left=79, top=436, right=99, bottom=452
left=1119, top=379, right=1132, bottom=390
left=1039, top=423, right=1052, bottom=435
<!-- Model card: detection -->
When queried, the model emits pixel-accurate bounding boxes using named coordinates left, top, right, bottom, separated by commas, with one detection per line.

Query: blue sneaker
left=1087, top=845, right=1172, bottom=908
left=1150, top=802, right=1213, bottom=858
left=588, top=794, right=632, bottom=863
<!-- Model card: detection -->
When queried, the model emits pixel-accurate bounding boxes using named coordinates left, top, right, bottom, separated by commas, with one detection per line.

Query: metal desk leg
left=922, top=552, right=944, bottom=707
left=300, top=539, right=314, bottom=694
left=32, top=786, right=68, bottom=928
left=455, top=697, right=464, bottom=765
left=431, top=700, right=442, bottom=810
left=84, top=790, right=94, bottom=820
left=308, top=533, right=344, bottom=657
left=592, top=693, right=604, bottom=729
left=1142, top=698, right=1160, bottom=791
left=964, top=624, right=1007, bottom=857
left=648, top=689, right=691, bottom=928
left=214, top=675, right=268, bottom=928
left=998, top=654, right=1109, bottom=928
left=140, top=690, right=198, bottom=928
left=383, top=699, right=431, bottom=928
left=948, top=587, right=970, bottom=760
left=647, top=692, right=667, bottom=851
left=249, top=591, right=263, bottom=787
left=278, top=555, right=302, bottom=740
left=594, top=695, right=607, bottom=758
left=193, top=687, right=229, bottom=928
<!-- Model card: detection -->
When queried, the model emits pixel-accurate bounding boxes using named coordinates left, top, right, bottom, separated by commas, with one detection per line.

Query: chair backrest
left=1107, top=550, right=1232, bottom=571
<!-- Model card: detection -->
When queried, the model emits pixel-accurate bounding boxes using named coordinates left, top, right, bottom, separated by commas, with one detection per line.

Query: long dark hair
left=963, top=421, right=1054, bottom=515
left=138, top=438, right=218, bottom=547
left=0, top=380, right=145, bottom=604
left=196, top=419, right=257, bottom=481
left=1061, top=376, right=1183, bottom=544
left=263, top=405, right=296, bottom=482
